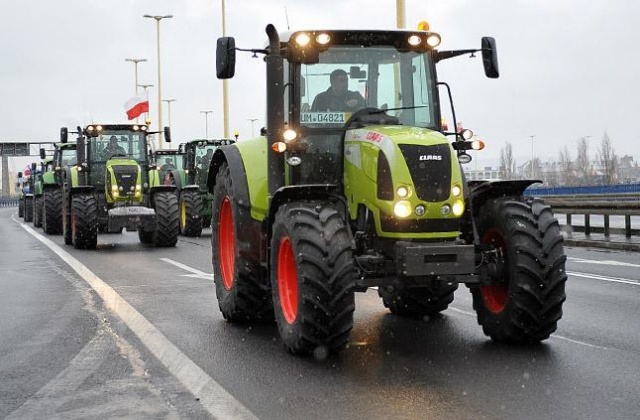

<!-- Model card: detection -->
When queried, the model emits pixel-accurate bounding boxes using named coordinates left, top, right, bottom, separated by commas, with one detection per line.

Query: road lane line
left=567, top=271, right=639, bottom=285
left=160, top=257, right=214, bottom=280
left=550, top=334, right=607, bottom=350
left=568, top=257, right=640, bottom=268
left=17, top=220, right=257, bottom=420
left=449, top=307, right=607, bottom=349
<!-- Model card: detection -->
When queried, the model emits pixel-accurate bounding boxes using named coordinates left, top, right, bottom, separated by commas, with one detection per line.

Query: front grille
left=398, top=144, right=451, bottom=202
left=112, top=165, right=138, bottom=195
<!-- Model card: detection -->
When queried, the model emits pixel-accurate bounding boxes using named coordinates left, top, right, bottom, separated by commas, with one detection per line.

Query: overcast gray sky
left=1, top=0, right=639, bottom=173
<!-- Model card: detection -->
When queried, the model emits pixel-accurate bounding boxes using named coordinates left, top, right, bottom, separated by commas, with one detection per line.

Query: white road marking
left=17, top=220, right=257, bottom=420
left=568, top=257, right=640, bottom=268
left=567, top=271, right=639, bottom=285
left=448, top=307, right=607, bottom=349
left=160, top=257, right=214, bottom=280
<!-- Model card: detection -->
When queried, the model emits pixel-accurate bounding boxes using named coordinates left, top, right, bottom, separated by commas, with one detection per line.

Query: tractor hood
left=105, top=158, right=143, bottom=204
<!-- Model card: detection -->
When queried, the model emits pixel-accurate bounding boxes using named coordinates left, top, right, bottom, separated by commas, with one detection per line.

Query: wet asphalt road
left=1, top=206, right=639, bottom=419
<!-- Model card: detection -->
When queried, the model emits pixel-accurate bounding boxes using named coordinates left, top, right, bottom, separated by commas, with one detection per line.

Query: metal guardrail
left=0, top=197, right=19, bottom=207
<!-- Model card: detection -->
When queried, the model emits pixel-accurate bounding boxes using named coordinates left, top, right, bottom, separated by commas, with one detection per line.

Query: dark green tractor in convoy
left=60, top=123, right=179, bottom=249
left=31, top=159, right=50, bottom=228
left=35, top=142, right=77, bottom=234
left=210, top=24, right=567, bottom=355
left=162, top=139, right=235, bottom=237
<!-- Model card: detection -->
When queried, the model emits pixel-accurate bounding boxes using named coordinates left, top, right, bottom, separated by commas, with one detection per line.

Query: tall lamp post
left=247, top=118, right=258, bottom=138
left=162, top=99, right=177, bottom=128
left=125, top=58, right=146, bottom=122
left=201, top=110, right=213, bottom=139
left=143, top=14, right=173, bottom=149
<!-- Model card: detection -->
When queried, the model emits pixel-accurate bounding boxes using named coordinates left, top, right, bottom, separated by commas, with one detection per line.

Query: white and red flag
left=124, top=92, right=149, bottom=120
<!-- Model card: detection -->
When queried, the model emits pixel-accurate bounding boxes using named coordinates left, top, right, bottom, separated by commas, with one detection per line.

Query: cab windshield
left=298, top=45, right=436, bottom=129
left=60, top=148, right=77, bottom=166
left=91, top=130, right=148, bottom=163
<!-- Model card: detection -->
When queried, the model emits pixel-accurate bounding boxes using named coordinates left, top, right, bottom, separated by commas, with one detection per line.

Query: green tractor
left=35, top=142, right=77, bottom=234
left=31, top=159, right=51, bottom=228
left=60, top=123, right=180, bottom=249
left=163, top=139, right=236, bottom=237
left=209, top=25, right=567, bottom=355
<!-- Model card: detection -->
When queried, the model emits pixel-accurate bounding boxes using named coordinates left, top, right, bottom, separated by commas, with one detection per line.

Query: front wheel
left=179, top=190, right=203, bottom=237
left=33, top=195, right=43, bottom=228
left=24, top=196, right=33, bottom=223
left=43, top=189, right=63, bottom=235
left=270, top=201, right=356, bottom=355
left=71, top=194, right=98, bottom=250
left=470, top=197, right=567, bottom=343
left=151, top=192, right=180, bottom=247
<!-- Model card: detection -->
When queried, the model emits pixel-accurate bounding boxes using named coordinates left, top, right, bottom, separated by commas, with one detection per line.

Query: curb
left=563, top=238, right=640, bottom=252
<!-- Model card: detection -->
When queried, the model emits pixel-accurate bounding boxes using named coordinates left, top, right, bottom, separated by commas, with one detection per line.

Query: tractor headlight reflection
left=393, top=201, right=412, bottom=218
left=452, top=200, right=465, bottom=216
left=295, top=33, right=311, bottom=47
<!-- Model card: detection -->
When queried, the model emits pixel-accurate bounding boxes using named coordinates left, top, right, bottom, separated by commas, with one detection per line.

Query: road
left=1, top=206, right=638, bottom=419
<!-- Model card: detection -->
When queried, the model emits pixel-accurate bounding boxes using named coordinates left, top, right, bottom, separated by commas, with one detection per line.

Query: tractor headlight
left=452, top=185, right=462, bottom=197
left=396, top=186, right=410, bottom=198
left=408, top=35, right=422, bottom=46
left=295, top=33, right=311, bottom=47
left=426, top=34, right=441, bottom=47
left=452, top=200, right=465, bottom=217
left=111, top=185, right=119, bottom=198
left=316, top=33, right=331, bottom=45
left=393, top=201, right=412, bottom=218
left=283, top=129, right=298, bottom=143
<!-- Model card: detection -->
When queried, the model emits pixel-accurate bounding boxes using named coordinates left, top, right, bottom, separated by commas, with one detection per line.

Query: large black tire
left=179, top=190, right=203, bottom=237
left=270, top=201, right=356, bottom=355
left=18, top=197, right=24, bottom=218
left=63, top=199, right=73, bottom=245
left=211, top=162, right=272, bottom=322
left=379, top=282, right=458, bottom=318
left=137, top=226, right=154, bottom=244
left=71, top=194, right=98, bottom=250
left=470, top=196, right=567, bottom=343
left=24, top=196, right=33, bottom=223
left=33, top=195, right=43, bottom=228
left=43, top=189, right=63, bottom=235
left=152, top=192, right=180, bottom=247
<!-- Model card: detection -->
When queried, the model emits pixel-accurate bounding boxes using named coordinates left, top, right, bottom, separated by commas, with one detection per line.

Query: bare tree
left=558, top=145, right=575, bottom=186
left=499, top=142, right=516, bottom=179
left=596, top=131, right=618, bottom=185
left=575, top=137, right=592, bottom=186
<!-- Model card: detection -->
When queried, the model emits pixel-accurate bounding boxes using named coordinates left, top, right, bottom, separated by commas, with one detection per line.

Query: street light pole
left=162, top=99, right=176, bottom=128
left=247, top=118, right=258, bottom=138
left=137, top=84, right=154, bottom=124
left=143, top=14, right=173, bottom=149
left=200, top=110, right=213, bottom=139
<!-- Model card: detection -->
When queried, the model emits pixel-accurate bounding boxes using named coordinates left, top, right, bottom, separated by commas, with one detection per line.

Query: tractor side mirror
left=216, top=37, right=236, bottom=79
left=31, top=162, right=37, bottom=171
left=350, top=66, right=366, bottom=79
left=60, top=127, right=68, bottom=143
left=40, top=148, right=46, bottom=159
left=481, top=37, right=499, bottom=78
left=18, top=171, right=23, bottom=178
left=164, top=126, right=172, bottom=143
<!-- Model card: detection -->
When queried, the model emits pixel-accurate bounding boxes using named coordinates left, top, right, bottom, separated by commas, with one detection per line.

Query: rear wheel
left=18, top=197, right=24, bottom=218
left=379, top=282, right=458, bottom=318
left=211, top=163, right=272, bottom=322
left=270, top=201, right=356, bottom=355
left=179, top=190, right=203, bottom=237
left=43, top=189, right=63, bottom=235
left=470, top=197, right=567, bottom=343
left=24, top=196, right=33, bottom=223
left=71, top=194, right=98, bottom=250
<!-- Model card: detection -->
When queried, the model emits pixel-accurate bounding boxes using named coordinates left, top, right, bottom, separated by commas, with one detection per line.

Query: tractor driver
left=311, top=69, right=365, bottom=112
left=101, top=135, right=127, bottom=159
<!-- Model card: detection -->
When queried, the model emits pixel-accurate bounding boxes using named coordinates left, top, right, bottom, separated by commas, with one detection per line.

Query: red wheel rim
left=480, top=228, right=509, bottom=314
left=277, top=237, right=299, bottom=324
left=218, top=196, right=235, bottom=290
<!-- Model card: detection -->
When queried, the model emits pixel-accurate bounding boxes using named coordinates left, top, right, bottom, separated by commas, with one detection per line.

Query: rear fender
left=207, top=146, right=266, bottom=266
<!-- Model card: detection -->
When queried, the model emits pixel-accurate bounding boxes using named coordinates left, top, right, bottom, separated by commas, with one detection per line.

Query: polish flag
left=124, top=92, right=149, bottom=120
